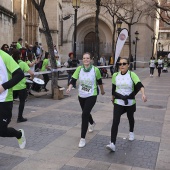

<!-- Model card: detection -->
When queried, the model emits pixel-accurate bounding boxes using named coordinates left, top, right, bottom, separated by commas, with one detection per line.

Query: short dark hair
left=18, top=38, right=23, bottom=41
left=12, top=50, right=21, bottom=63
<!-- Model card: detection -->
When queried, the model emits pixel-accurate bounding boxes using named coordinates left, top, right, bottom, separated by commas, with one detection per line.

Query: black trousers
left=158, top=67, right=162, bottom=76
left=0, top=102, right=21, bottom=139
left=13, top=88, right=27, bottom=119
left=150, top=67, right=155, bottom=75
left=110, top=66, right=114, bottom=75
left=43, top=74, right=49, bottom=89
left=111, top=103, right=136, bottom=144
left=78, top=96, right=97, bottom=138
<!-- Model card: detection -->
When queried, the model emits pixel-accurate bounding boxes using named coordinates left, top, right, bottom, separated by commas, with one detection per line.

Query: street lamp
left=116, top=19, right=122, bottom=35
left=152, top=35, right=156, bottom=57
left=134, top=31, right=139, bottom=70
left=72, top=0, right=80, bottom=58
left=158, top=42, right=161, bottom=52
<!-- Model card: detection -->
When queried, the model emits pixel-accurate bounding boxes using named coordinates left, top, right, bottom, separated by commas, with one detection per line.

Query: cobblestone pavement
left=0, top=68, right=170, bottom=170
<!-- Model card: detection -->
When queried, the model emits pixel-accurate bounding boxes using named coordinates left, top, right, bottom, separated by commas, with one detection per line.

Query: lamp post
left=72, top=0, right=80, bottom=58
left=152, top=35, right=156, bottom=57
left=158, top=42, right=161, bottom=52
left=134, top=31, right=139, bottom=70
left=116, top=19, right=122, bottom=35
left=158, top=42, right=161, bottom=59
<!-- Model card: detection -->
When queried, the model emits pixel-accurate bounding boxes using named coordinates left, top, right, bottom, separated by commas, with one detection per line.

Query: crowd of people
left=149, top=55, right=169, bottom=77
left=0, top=38, right=62, bottom=149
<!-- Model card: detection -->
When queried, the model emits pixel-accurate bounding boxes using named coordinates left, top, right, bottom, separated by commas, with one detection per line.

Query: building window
left=167, top=33, right=170, bottom=39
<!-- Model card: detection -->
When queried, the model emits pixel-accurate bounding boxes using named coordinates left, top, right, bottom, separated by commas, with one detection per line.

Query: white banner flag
left=114, top=28, right=129, bottom=65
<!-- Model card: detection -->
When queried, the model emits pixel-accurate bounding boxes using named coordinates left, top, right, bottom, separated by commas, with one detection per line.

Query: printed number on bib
left=80, top=84, right=92, bottom=93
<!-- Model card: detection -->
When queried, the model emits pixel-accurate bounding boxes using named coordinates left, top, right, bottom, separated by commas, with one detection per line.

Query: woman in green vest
left=12, top=50, right=34, bottom=123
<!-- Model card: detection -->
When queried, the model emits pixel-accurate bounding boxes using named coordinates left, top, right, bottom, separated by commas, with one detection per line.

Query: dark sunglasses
left=118, top=62, right=128, bottom=66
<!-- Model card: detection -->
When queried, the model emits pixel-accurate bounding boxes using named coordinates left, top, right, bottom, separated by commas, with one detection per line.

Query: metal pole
left=73, top=8, right=77, bottom=59
left=152, top=41, right=154, bottom=57
left=134, top=38, right=137, bottom=70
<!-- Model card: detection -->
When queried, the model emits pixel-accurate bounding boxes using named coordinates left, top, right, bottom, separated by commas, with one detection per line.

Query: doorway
left=84, top=32, right=95, bottom=56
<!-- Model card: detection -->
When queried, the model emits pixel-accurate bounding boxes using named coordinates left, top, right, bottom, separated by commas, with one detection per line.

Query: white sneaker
left=78, top=138, right=86, bottom=148
left=106, top=142, right=115, bottom=152
left=72, top=87, right=75, bottom=89
left=129, top=132, right=135, bottom=141
left=88, top=122, right=96, bottom=133
left=150, top=74, right=152, bottom=77
left=18, top=129, right=26, bottom=149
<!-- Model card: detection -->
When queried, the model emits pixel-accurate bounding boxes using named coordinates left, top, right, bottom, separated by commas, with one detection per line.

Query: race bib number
left=80, top=84, right=92, bottom=93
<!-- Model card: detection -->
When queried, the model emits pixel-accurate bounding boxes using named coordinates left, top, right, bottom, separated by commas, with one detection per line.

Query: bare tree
left=100, top=0, right=123, bottom=61
left=115, top=0, right=145, bottom=60
left=94, top=0, right=101, bottom=65
left=31, top=0, right=59, bottom=99
left=143, top=0, right=170, bottom=25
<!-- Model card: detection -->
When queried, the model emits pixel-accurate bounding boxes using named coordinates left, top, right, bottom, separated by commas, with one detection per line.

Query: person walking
left=149, top=56, right=156, bottom=77
left=0, top=49, right=26, bottom=149
left=156, top=56, right=164, bottom=77
left=106, top=57, right=147, bottom=152
left=12, top=50, right=34, bottom=123
left=66, top=52, right=105, bottom=148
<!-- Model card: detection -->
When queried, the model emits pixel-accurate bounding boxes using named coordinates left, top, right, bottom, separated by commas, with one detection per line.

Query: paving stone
left=0, top=125, right=65, bottom=151
left=103, top=118, right=163, bottom=137
left=22, top=97, right=58, bottom=107
left=60, top=165, right=88, bottom=170
left=75, top=135, right=159, bottom=169
left=29, top=110, right=81, bottom=127
left=0, top=153, right=25, bottom=170
left=55, top=101, right=104, bottom=113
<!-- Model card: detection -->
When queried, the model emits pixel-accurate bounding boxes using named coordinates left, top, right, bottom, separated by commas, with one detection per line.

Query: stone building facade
left=61, top=0, right=159, bottom=66
left=0, top=0, right=159, bottom=67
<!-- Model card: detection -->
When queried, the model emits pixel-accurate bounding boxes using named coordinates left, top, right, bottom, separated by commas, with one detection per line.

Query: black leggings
left=78, top=96, right=97, bottom=138
left=158, top=67, right=162, bottom=76
left=111, top=104, right=136, bottom=144
left=0, top=102, right=21, bottom=139
left=13, top=88, right=27, bottom=119
left=150, top=67, right=154, bottom=75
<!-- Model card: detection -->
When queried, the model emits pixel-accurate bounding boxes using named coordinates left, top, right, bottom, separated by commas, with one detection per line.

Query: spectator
left=16, top=38, right=23, bottom=50
left=33, top=42, right=41, bottom=58
left=67, top=52, right=80, bottom=89
left=54, top=45, right=58, bottom=56
left=1, top=44, right=10, bottom=54
left=108, top=56, right=114, bottom=75
left=99, top=55, right=107, bottom=66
